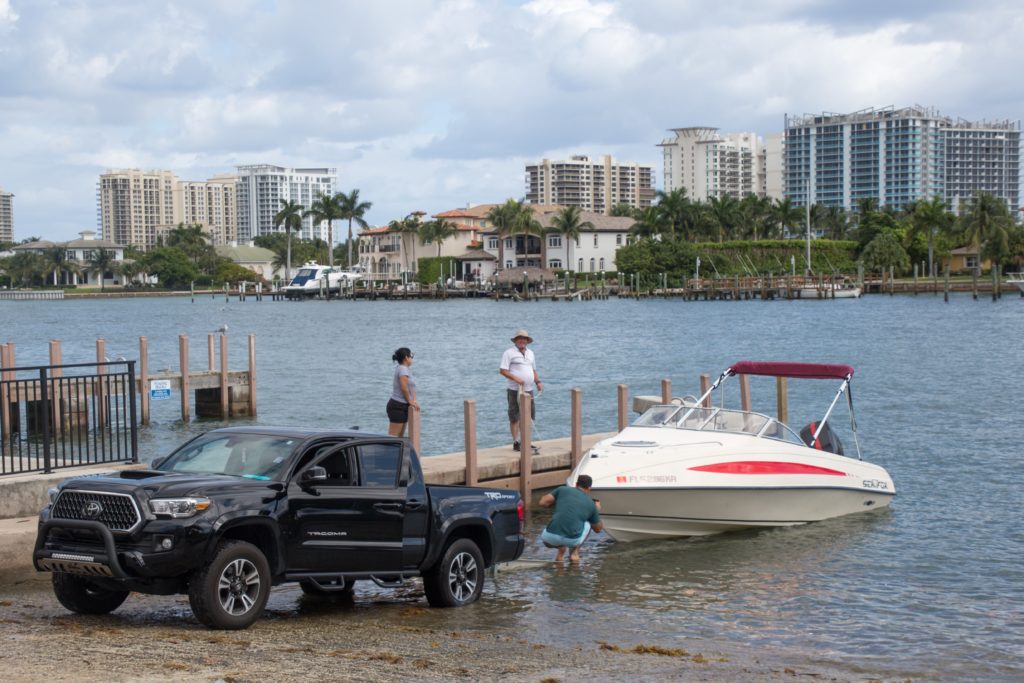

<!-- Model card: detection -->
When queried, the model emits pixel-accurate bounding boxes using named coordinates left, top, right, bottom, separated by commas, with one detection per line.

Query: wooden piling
left=0, top=343, right=11, bottom=448
left=518, top=392, right=532, bottom=500
left=972, top=270, right=978, bottom=300
left=219, top=334, right=229, bottom=418
left=700, top=374, right=711, bottom=407
left=617, top=384, right=628, bottom=431
left=739, top=374, right=751, bottom=412
left=408, top=400, right=421, bottom=455
left=179, top=335, right=190, bottom=422
left=139, top=337, right=149, bottom=424
left=208, top=335, right=215, bottom=371
left=571, top=388, right=583, bottom=469
left=247, top=335, right=257, bottom=417
left=464, top=400, right=477, bottom=486
left=944, top=267, right=950, bottom=303
left=776, top=377, right=789, bottom=425
left=49, top=340, right=64, bottom=432
left=661, top=378, right=672, bottom=404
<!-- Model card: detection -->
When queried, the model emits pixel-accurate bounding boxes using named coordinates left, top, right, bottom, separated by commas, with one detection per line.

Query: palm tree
left=513, top=203, right=545, bottom=267
left=337, top=189, right=373, bottom=269
left=959, top=192, right=1012, bottom=264
left=118, top=260, right=144, bottom=287
left=2, top=251, right=46, bottom=287
left=304, top=192, right=344, bottom=267
left=87, top=248, right=117, bottom=291
left=41, top=245, right=78, bottom=286
left=549, top=205, right=594, bottom=272
left=770, top=197, right=804, bottom=240
left=629, top=206, right=664, bottom=240
left=707, top=195, right=739, bottom=242
left=166, top=223, right=210, bottom=264
left=388, top=212, right=425, bottom=274
left=422, top=218, right=458, bottom=258
left=609, top=203, right=636, bottom=217
left=485, top=199, right=523, bottom=270
left=273, top=199, right=305, bottom=282
left=910, top=195, right=952, bottom=277
left=654, top=188, right=691, bottom=240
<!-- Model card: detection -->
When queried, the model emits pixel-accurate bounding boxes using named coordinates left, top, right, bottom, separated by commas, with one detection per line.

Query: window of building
left=599, top=258, right=605, bottom=270
left=505, top=238, right=514, bottom=250
left=616, top=234, right=622, bottom=246
left=593, top=234, right=598, bottom=247
left=548, top=259, right=562, bottom=269
left=578, top=258, right=584, bottom=272
left=488, top=237, right=499, bottom=250
left=590, top=258, right=596, bottom=273
left=548, top=236, right=562, bottom=248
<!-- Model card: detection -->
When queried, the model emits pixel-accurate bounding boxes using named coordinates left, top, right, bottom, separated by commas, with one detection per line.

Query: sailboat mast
left=805, top=201, right=812, bottom=275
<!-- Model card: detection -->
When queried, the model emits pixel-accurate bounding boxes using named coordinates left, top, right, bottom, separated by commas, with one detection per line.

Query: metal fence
left=0, top=360, right=138, bottom=475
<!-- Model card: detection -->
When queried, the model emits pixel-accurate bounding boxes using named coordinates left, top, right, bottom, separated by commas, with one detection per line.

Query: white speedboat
left=572, top=361, right=894, bottom=542
left=1007, top=273, right=1024, bottom=294
left=794, top=279, right=861, bottom=299
left=284, top=262, right=364, bottom=299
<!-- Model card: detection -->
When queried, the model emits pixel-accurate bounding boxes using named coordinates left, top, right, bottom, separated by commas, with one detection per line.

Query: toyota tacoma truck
left=34, top=427, right=525, bottom=629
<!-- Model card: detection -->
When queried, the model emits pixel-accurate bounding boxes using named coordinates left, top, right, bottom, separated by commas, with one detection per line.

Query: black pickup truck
left=34, top=427, right=525, bottom=629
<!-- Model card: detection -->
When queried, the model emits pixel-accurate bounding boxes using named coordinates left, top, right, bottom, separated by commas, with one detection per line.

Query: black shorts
left=387, top=398, right=409, bottom=424
left=507, top=389, right=536, bottom=422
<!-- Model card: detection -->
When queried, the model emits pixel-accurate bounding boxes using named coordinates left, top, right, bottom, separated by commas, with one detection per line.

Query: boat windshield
left=633, top=404, right=803, bottom=443
left=289, top=268, right=318, bottom=286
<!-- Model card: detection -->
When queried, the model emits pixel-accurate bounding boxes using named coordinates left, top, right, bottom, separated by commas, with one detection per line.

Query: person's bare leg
left=555, top=546, right=566, bottom=562
left=569, top=545, right=582, bottom=562
left=388, top=422, right=405, bottom=437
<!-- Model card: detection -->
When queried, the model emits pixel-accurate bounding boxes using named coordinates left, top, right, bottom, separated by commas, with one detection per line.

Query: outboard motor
left=800, top=421, right=844, bottom=456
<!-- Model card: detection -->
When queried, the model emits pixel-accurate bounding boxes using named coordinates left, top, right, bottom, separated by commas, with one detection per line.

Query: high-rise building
left=659, top=128, right=769, bottom=200
left=524, top=155, right=655, bottom=214
left=175, top=173, right=238, bottom=246
left=0, top=187, right=13, bottom=243
left=98, top=169, right=179, bottom=249
left=235, top=165, right=337, bottom=243
left=783, top=106, right=1020, bottom=212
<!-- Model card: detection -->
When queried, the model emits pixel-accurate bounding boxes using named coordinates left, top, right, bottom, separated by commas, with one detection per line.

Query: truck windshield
left=158, top=433, right=296, bottom=480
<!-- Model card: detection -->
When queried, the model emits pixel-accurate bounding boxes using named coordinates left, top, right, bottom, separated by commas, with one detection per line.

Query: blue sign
left=150, top=379, right=171, bottom=401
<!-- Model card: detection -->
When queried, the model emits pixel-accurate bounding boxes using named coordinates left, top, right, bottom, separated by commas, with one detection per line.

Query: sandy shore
left=0, top=572, right=855, bottom=683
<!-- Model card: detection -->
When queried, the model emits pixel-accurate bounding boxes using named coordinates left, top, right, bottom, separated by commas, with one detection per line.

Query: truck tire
left=423, top=538, right=484, bottom=608
left=52, top=573, right=130, bottom=615
left=188, top=540, right=270, bottom=630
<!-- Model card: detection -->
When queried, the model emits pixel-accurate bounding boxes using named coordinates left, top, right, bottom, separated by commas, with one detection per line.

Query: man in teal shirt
left=538, top=475, right=604, bottom=562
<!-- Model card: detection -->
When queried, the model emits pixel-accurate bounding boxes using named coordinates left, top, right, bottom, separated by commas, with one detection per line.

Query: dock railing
left=0, top=356, right=138, bottom=476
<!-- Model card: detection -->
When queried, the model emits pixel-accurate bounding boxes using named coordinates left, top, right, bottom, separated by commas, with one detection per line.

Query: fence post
left=661, top=378, right=672, bottom=404
left=519, top=392, right=532, bottom=501
left=179, top=335, right=190, bottom=422
left=776, top=377, right=789, bottom=425
left=464, top=399, right=477, bottom=486
left=617, top=384, right=628, bottom=431
left=127, top=360, right=138, bottom=463
left=571, top=388, right=583, bottom=469
left=96, top=338, right=108, bottom=426
left=139, top=337, right=150, bottom=425
left=39, top=367, right=52, bottom=474
left=0, top=344, right=10, bottom=454
left=700, top=374, right=711, bottom=407
left=219, top=334, right=229, bottom=418
left=247, top=335, right=257, bottom=417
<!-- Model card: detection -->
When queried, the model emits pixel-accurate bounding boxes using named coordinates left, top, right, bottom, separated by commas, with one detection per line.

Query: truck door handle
left=405, top=499, right=426, bottom=511
left=374, top=502, right=403, bottom=512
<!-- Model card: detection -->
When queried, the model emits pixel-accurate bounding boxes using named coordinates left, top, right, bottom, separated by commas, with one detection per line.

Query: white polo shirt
left=500, top=347, right=537, bottom=391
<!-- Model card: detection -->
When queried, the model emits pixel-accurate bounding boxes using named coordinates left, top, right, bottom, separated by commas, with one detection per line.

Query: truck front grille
left=52, top=490, right=142, bottom=532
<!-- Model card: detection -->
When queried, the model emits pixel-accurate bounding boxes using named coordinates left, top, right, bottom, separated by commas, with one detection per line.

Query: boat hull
left=592, top=485, right=893, bottom=542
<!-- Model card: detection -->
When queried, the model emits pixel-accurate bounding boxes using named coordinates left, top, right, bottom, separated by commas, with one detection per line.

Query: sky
left=1, top=0, right=1022, bottom=242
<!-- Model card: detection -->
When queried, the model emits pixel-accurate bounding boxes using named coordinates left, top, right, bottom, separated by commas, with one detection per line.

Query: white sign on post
left=150, top=379, right=172, bottom=400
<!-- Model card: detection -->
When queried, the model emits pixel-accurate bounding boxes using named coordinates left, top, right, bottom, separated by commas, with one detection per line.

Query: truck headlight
left=149, top=497, right=211, bottom=518
left=47, top=487, right=60, bottom=504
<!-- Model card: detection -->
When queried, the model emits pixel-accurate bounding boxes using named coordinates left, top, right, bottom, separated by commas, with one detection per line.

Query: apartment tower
left=98, top=169, right=179, bottom=249
left=0, top=187, right=12, bottom=243
left=175, top=173, right=238, bottom=246
left=659, top=128, right=769, bottom=200
left=524, top=155, right=655, bottom=214
left=783, top=106, right=1020, bottom=212
left=235, top=165, right=337, bottom=243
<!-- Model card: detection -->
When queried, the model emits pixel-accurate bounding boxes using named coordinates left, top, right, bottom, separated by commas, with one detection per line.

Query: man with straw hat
left=499, top=329, right=543, bottom=452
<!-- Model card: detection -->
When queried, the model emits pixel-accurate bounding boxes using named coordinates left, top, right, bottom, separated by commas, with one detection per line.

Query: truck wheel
left=52, top=573, right=129, bottom=615
left=423, top=538, right=484, bottom=607
left=188, top=540, right=270, bottom=630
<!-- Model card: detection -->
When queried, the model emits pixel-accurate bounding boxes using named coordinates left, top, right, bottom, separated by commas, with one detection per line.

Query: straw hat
left=511, top=329, right=534, bottom=343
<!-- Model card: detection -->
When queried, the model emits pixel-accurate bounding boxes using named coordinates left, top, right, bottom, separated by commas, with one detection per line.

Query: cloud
left=0, top=0, right=1021, bottom=242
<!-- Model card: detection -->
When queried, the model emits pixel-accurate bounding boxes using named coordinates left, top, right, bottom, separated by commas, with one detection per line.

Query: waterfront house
left=12, top=230, right=130, bottom=287
left=941, top=246, right=992, bottom=275
left=214, top=242, right=283, bottom=282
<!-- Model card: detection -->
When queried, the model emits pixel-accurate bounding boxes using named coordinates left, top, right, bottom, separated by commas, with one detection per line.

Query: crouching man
left=538, top=474, right=604, bottom=562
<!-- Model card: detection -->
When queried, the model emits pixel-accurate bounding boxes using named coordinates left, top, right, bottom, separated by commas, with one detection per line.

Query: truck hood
left=58, top=469, right=282, bottom=500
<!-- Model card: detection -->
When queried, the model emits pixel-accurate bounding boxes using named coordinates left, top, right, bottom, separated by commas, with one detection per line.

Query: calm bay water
left=2, top=293, right=1022, bottom=679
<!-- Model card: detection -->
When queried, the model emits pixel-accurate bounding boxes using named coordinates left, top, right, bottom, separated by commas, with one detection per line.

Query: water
left=2, top=293, right=1022, bottom=679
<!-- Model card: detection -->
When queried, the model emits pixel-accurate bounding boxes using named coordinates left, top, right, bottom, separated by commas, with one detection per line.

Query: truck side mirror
left=151, top=456, right=166, bottom=470
left=300, top=466, right=327, bottom=487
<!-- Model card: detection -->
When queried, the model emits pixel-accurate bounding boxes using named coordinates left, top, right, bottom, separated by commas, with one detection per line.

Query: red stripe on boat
left=689, top=461, right=846, bottom=476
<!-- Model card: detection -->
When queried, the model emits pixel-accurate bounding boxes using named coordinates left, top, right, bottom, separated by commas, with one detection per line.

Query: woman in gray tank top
left=387, top=347, right=419, bottom=436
